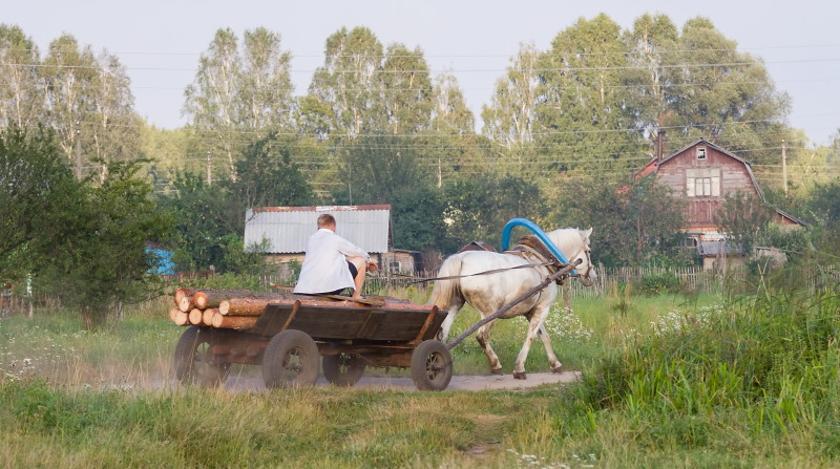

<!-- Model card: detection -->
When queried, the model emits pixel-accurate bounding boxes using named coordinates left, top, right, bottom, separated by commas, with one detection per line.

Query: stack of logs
left=168, top=288, right=286, bottom=330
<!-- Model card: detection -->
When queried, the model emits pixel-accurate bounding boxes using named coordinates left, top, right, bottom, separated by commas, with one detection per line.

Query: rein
left=409, top=236, right=590, bottom=285
left=407, top=260, right=557, bottom=284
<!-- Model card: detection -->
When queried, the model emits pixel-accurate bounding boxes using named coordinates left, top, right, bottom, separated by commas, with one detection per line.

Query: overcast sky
left=6, top=0, right=840, bottom=143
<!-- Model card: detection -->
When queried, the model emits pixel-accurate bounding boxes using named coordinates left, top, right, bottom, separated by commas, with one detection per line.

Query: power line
left=70, top=41, right=840, bottom=58
left=4, top=57, right=840, bottom=73
left=15, top=115, right=826, bottom=137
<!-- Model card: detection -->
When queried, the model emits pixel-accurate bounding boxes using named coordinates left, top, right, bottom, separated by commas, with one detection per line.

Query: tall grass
left=563, top=289, right=840, bottom=463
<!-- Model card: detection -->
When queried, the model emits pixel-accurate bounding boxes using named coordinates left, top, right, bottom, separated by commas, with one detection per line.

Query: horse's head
left=546, top=227, right=596, bottom=287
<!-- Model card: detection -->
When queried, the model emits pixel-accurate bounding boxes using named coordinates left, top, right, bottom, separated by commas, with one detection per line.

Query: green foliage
left=36, top=160, right=171, bottom=328
left=232, top=132, right=314, bottom=210
left=556, top=176, right=687, bottom=267
left=638, top=271, right=681, bottom=296
left=159, top=172, right=239, bottom=272
left=535, top=14, right=643, bottom=176
left=715, top=192, right=773, bottom=254
left=443, top=173, right=544, bottom=248
left=0, top=127, right=78, bottom=278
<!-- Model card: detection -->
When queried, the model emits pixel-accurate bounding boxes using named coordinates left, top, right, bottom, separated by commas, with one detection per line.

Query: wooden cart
left=173, top=296, right=452, bottom=391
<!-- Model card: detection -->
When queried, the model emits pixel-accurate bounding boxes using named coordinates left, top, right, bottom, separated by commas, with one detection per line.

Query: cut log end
left=174, top=310, right=189, bottom=326
left=202, top=308, right=217, bottom=326
left=169, top=307, right=180, bottom=323
left=194, top=291, right=208, bottom=309
left=174, top=288, right=194, bottom=305
left=188, top=308, right=204, bottom=325
left=178, top=296, right=194, bottom=313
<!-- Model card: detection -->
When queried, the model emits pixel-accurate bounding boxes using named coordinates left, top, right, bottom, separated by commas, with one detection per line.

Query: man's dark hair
left=317, top=213, right=336, bottom=228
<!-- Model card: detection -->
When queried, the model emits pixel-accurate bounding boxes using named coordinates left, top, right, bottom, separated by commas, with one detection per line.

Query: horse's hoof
left=491, top=367, right=504, bottom=375
left=551, top=364, right=563, bottom=374
left=513, top=371, right=527, bottom=380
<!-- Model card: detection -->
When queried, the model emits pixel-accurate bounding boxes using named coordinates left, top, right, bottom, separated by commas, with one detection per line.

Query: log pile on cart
left=169, top=288, right=289, bottom=330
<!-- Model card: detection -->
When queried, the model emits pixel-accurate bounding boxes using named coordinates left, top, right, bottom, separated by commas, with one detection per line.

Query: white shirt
left=293, top=228, right=370, bottom=294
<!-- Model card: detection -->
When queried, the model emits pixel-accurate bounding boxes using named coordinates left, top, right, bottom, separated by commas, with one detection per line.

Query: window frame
left=696, top=146, right=707, bottom=160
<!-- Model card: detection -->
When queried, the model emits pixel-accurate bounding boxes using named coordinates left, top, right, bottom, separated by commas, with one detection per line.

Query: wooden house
left=636, top=139, right=804, bottom=269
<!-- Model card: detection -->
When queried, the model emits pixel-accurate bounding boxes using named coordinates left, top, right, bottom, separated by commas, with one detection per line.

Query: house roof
left=638, top=138, right=806, bottom=227
left=244, top=205, right=391, bottom=254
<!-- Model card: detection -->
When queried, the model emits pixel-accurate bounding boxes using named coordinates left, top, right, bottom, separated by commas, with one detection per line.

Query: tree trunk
left=211, top=314, right=258, bottom=330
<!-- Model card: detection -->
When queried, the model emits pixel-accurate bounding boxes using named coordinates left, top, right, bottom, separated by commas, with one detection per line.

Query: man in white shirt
left=293, top=214, right=377, bottom=301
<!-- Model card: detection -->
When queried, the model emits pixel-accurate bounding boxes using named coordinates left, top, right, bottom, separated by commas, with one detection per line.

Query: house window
left=697, top=147, right=707, bottom=160
left=686, top=175, right=721, bottom=197
left=389, top=261, right=402, bottom=272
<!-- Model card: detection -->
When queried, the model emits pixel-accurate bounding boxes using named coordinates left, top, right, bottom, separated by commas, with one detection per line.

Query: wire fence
left=262, top=263, right=840, bottom=299
left=3, top=264, right=837, bottom=318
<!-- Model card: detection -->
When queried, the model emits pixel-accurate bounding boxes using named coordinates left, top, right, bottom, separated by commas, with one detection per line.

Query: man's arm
left=335, top=235, right=370, bottom=261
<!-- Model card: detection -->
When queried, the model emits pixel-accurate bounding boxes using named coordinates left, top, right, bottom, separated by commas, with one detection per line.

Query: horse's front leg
left=537, top=323, right=563, bottom=373
left=513, top=310, right=545, bottom=380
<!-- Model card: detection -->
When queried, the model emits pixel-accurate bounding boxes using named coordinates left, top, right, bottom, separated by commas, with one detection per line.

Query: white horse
left=429, top=228, right=595, bottom=379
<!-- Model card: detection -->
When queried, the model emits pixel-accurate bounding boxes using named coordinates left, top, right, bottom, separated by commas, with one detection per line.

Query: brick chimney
left=655, top=129, right=668, bottom=162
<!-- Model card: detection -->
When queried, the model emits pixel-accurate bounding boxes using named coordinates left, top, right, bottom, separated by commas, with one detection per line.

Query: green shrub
left=638, top=271, right=681, bottom=296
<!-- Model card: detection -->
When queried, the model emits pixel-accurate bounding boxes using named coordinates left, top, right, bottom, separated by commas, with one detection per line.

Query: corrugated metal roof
left=697, top=240, right=744, bottom=257
left=244, top=205, right=391, bottom=254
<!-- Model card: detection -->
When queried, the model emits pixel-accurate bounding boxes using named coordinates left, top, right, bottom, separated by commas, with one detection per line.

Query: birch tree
left=482, top=43, right=540, bottom=150
left=381, top=44, right=432, bottom=134
left=0, top=25, right=42, bottom=129
left=239, top=27, right=294, bottom=130
left=431, top=73, right=474, bottom=135
left=185, top=27, right=295, bottom=180
left=307, top=26, right=385, bottom=138
left=184, top=28, right=242, bottom=179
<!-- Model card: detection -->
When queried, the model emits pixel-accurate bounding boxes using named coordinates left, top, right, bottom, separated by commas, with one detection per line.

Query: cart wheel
left=323, top=353, right=366, bottom=387
left=262, top=330, right=320, bottom=388
left=174, top=326, right=230, bottom=387
left=410, top=340, right=452, bottom=391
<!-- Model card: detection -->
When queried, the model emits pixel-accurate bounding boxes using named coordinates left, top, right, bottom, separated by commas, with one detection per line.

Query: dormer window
left=696, top=146, right=707, bottom=160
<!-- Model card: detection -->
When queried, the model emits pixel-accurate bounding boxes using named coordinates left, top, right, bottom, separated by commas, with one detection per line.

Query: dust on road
left=219, top=371, right=581, bottom=392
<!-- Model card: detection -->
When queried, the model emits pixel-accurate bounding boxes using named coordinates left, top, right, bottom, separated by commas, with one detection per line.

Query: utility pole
left=206, top=150, right=212, bottom=186
left=74, top=120, right=82, bottom=180
left=781, top=140, right=788, bottom=194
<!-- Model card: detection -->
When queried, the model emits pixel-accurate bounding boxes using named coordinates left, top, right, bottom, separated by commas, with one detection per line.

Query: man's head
left=317, top=213, right=336, bottom=231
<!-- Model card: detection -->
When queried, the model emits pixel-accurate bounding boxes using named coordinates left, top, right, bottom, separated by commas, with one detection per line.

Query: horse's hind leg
left=537, top=323, right=563, bottom=373
left=512, top=310, right=546, bottom=380
left=438, top=300, right=464, bottom=341
left=475, top=320, right=503, bottom=375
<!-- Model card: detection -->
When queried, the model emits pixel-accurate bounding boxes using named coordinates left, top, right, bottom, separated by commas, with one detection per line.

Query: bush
left=637, top=271, right=681, bottom=296
left=579, top=289, right=840, bottom=447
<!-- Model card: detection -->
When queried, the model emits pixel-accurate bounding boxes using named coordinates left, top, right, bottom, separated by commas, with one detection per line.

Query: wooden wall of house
left=656, top=143, right=761, bottom=232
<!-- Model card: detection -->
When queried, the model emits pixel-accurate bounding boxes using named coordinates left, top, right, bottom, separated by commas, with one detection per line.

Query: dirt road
left=219, top=371, right=581, bottom=392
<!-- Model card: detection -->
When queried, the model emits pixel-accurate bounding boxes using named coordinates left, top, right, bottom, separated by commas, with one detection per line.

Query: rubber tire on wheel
left=322, top=353, right=366, bottom=387
left=410, top=340, right=453, bottom=391
left=262, top=329, right=320, bottom=388
left=174, top=326, right=230, bottom=387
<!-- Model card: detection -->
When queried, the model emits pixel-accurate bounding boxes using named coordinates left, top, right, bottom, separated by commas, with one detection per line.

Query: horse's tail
left=428, top=253, right=465, bottom=310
